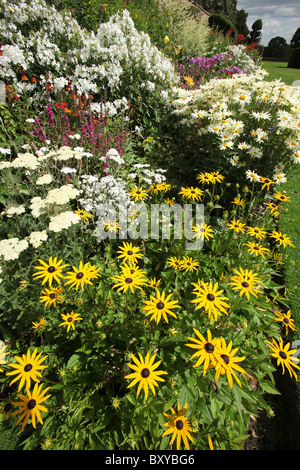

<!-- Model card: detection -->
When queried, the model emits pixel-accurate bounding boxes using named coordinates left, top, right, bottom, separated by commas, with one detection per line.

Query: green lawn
left=262, top=60, right=300, bottom=85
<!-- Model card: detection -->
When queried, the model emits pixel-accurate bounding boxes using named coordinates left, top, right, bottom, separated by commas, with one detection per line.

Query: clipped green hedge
left=288, top=48, right=300, bottom=69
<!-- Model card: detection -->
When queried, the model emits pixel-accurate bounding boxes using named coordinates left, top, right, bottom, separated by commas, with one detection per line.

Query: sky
left=237, top=0, right=300, bottom=46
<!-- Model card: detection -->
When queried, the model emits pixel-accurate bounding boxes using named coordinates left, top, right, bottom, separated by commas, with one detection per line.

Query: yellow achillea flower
left=191, top=281, right=230, bottom=324
left=142, top=289, right=180, bottom=324
left=227, top=218, right=246, bottom=233
left=247, top=226, right=267, bottom=240
left=178, top=186, right=203, bottom=202
left=229, top=267, right=260, bottom=300
left=273, top=310, right=297, bottom=335
left=59, top=311, right=83, bottom=332
left=244, top=241, right=270, bottom=258
left=117, top=241, right=143, bottom=264
left=185, top=328, right=221, bottom=374
left=12, top=382, right=51, bottom=430
left=192, top=223, right=214, bottom=241
left=0, top=342, right=9, bottom=373
left=74, top=209, right=92, bottom=223
left=128, top=187, right=148, bottom=202
left=266, top=337, right=300, bottom=380
left=269, top=230, right=295, bottom=248
left=125, top=352, right=167, bottom=400
left=214, top=337, right=246, bottom=388
left=162, top=402, right=195, bottom=450
left=6, top=348, right=47, bottom=392
left=32, top=257, right=69, bottom=287
left=39, top=286, right=63, bottom=308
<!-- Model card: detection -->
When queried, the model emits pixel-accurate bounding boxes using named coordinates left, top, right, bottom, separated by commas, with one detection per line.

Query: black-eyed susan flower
left=231, top=195, right=245, bottom=206
left=210, top=171, right=225, bottom=184
left=148, top=277, right=162, bottom=288
left=0, top=342, right=9, bottom=373
left=191, top=281, right=230, bottom=324
left=266, top=337, right=300, bottom=380
left=259, top=176, right=275, bottom=191
left=196, top=172, right=213, bottom=185
left=32, top=318, right=46, bottom=331
left=162, top=402, right=195, bottom=450
left=166, top=256, right=182, bottom=271
left=228, top=267, right=260, bottom=300
left=214, top=337, right=246, bottom=388
left=192, top=222, right=214, bottom=241
left=247, top=226, right=267, bottom=240
left=125, top=352, right=167, bottom=400
left=273, top=191, right=290, bottom=203
left=64, top=261, right=97, bottom=291
left=178, top=186, right=203, bottom=202
left=6, top=348, right=47, bottom=392
left=244, top=241, right=270, bottom=258
left=39, top=286, right=63, bottom=308
left=142, top=289, right=180, bottom=324
left=103, top=220, right=120, bottom=233
left=185, top=328, right=221, bottom=375
left=0, top=397, right=13, bottom=420
left=180, top=256, right=200, bottom=273
left=164, top=197, right=176, bottom=206
left=32, top=257, right=69, bottom=287
left=273, top=310, right=297, bottom=335
left=269, top=230, right=295, bottom=248
left=74, top=209, right=93, bottom=223
left=128, top=187, right=148, bottom=202
left=227, top=218, right=246, bottom=234
left=111, top=264, right=147, bottom=294
left=59, top=311, right=82, bottom=332
left=191, top=278, right=208, bottom=294
left=117, top=241, right=143, bottom=264
left=11, top=382, right=51, bottom=430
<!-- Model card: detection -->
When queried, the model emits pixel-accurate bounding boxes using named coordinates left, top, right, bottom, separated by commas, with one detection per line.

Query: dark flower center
left=141, top=368, right=150, bottom=378
left=4, top=403, right=12, bottom=412
left=49, top=293, right=55, bottom=299
left=76, top=272, right=84, bottom=279
left=24, top=364, right=33, bottom=372
left=67, top=317, right=73, bottom=322
left=156, top=301, right=165, bottom=309
left=176, top=420, right=184, bottom=430
left=47, top=266, right=55, bottom=273
left=27, top=399, right=36, bottom=410
left=207, top=293, right=215, bottom=301
left=125, top=277, right=133, bottom=284
left=284, top=318, right=290, bottom=324
left=241, top=281, right=249, bottom=288
left=205, top=342, right=214, bottom=353
left=279, top=351, right=287, bottom=360
left=253, top=246, right=259, bottom=250
left=221, top=354, right=230, bottom=364
left=127, top=250, right=133, bottom=256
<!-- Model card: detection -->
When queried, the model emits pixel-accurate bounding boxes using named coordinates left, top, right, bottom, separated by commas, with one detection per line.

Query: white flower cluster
left=27, top=230, right=48, bottom=248
left=30, top=184, right=79, bottom=218
left=36, top=174, right=53, bottom=185
left=0, top=237, right=28, bottom=261
left=0, top=152, right=40, bottom=171
left=169, top=70, right=300, bottom=176
left=1, top=204, right=26, bottom=217
left=0, top=0, right=178, bottom=106
left=48, top=211, right=81, bottom=232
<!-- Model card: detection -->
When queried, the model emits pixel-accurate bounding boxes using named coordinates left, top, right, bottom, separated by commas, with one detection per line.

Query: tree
left=235, top=9, right=249, bottom=36
left=249, top=18, right=263, bottom=44
left=290, top=27, right=300, bottom=49
left=265, top=36, right=290, bottom=59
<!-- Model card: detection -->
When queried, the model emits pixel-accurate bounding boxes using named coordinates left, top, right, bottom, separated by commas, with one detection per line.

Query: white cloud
left=237, top=0, right=300, bottom=45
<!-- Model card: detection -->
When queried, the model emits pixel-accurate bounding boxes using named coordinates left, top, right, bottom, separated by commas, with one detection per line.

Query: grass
left=261, top=60, right=300, bottom=85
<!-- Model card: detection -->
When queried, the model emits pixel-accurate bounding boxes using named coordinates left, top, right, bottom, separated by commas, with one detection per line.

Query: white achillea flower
left=36, top=174, right=53, bottom=185
left=29, top=196, right=48, bottom=218
left=27, top=230, right=48, bottom=248
left=45, top=184, right=79, bottom=205
left=2, top=205, right=26, bottom=217
left=48, top=211, right=81, bottom=232
left=11, top=153, right=40, bottom=170
left=0, top=238, right=29, bottom=261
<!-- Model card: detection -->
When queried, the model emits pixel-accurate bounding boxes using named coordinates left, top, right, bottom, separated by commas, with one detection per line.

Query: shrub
left=288, top=48, right=300, bottom=69
left=208, top=13, right=237, bottom=37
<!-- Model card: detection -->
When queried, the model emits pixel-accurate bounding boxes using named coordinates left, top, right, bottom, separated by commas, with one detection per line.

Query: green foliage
left=249, top=19, right=263, bottom=44
left=290, top=27, right=300, bottom=49
left=208, top=13, right=237, bottom=36
left=288, top=48, right=300, bottom=69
